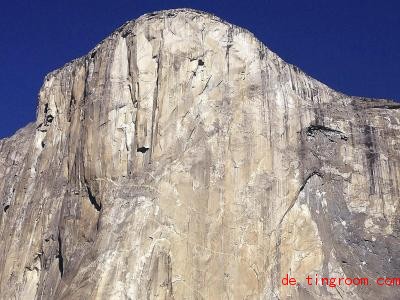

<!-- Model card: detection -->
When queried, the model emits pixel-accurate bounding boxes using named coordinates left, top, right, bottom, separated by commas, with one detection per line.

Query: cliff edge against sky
left=1, top=9, right=400, bottom=299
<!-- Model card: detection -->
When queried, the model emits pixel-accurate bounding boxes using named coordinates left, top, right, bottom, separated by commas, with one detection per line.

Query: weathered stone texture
left=1, top=9, right=400, bottom=299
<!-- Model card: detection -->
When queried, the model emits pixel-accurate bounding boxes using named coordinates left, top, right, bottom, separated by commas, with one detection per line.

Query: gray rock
left=0, top=8, right=399, bottom=299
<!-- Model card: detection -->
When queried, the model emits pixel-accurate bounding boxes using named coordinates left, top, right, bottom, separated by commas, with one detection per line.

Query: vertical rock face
left=0, top=9, right=399, bottom=299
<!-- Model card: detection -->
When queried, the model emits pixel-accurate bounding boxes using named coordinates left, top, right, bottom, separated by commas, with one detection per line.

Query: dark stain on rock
left=85, top=181, right=102, bottom=212
left=364, top=125, right=378, bottom=195
left=137, top=146, right=149, bottom=153
left=306, top=124, right=348, bottom=142
left=46, top=115, right=54, bottom=124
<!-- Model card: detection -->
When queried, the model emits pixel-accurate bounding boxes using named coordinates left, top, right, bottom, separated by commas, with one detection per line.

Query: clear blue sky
left=0, top=0, right=399, bottom=138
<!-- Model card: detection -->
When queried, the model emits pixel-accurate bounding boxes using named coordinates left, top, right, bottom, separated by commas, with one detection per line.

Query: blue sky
left=0, top=0, right=399, bottom=138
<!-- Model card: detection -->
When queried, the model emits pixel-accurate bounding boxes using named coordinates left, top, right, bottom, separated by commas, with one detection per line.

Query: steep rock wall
left=0, top=9, right=400, bottom=299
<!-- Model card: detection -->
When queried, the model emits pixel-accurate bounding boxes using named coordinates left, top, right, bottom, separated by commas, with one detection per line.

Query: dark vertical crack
left=57, top=231, right=64, bottom=277
left=289, top=67, right=296, bottom=91
left=128, top=32, right=142, bottom=176
left=68, top=96, right=75, bottom=123
left=364, top=125, right=378, bottom=195
left=226, top=26, right=233, bottom=76
left=149, top=29, right=164, bottom=162
left=166, top=253, right=174, bottom=298
left=282, top=81, right=289, bottom=142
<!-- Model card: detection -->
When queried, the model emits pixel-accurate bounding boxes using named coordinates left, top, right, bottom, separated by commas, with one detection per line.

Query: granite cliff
left=1, top=9, right=400, bottom=300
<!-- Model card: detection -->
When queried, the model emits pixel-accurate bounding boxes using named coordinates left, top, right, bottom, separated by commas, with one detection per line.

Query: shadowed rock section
left=0, top=8, right=400, bottom=300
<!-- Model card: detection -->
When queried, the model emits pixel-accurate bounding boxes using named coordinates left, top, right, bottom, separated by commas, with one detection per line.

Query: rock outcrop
left=1, top=9, right=399, bottom=300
